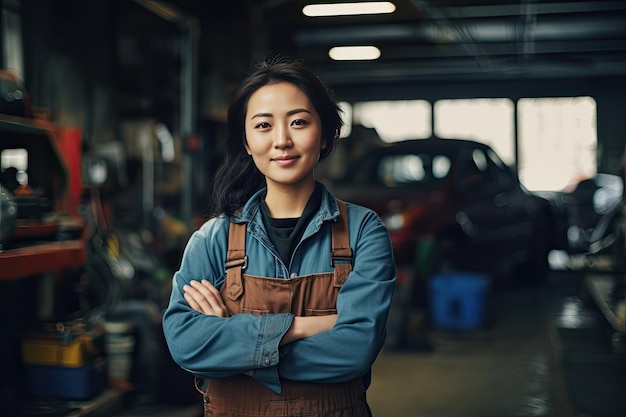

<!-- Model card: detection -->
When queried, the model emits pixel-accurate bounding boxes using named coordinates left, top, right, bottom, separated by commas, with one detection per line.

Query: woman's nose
left=273, top=125, right=292, bottom=148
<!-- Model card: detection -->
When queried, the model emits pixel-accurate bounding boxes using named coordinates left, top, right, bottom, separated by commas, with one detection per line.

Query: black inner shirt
left=260, top=184, right=322, bottom=267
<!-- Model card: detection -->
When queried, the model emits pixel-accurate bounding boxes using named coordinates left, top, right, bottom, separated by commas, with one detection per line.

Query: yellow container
left=22, top=334, right=96, bottom=367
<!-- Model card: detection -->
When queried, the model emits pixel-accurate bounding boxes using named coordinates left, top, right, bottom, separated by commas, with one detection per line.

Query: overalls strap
left=225, top=221, right=246, bottom=301
left=331, top=199, right=352, bottom=287
left=224, top=199, right=352, bottom=301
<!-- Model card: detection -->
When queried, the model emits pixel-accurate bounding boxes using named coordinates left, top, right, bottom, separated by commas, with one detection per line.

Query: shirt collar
left=231, top=182, right=340, bottom=226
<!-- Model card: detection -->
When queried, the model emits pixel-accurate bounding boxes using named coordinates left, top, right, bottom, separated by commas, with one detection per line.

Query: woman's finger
left=184, top=283, right=218, bottom=315
left=199, top=280, right=228, bottom=316
left=183, top=291, right=201, bottom=312
left=190, top=280, right=227, bottom=317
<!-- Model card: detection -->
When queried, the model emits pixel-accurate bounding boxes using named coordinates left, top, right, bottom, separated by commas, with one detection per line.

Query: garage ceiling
left=257, top=0, right=626, bottom=86
left=172, top=0, right=626, bottom=88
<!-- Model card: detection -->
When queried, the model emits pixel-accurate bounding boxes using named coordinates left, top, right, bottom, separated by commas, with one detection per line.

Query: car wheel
left=516, top=213, right=550, bottom=285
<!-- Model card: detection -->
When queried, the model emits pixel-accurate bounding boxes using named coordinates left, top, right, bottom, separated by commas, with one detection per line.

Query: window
left=517, top=97, right=597, bottom=192
left=353, top=100, right=431, bottom=142
left=434, top=98, right=515, bottom=166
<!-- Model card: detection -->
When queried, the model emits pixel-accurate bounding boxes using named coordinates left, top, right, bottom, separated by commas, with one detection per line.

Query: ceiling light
left=329, top=46, right=381, bottom=61
left=303, top=2, right=396, bottom=17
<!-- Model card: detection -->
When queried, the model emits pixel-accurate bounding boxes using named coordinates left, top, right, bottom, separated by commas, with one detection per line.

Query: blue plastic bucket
left=429, top=272, right=490, bottom=329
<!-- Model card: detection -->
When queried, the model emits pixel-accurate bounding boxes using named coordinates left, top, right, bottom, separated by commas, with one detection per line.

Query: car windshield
left=347, top=150, right=453, bottom=189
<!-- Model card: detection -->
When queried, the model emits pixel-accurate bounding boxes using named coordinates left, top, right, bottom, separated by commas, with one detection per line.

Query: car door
left=484, top=148, right=537, bottom=261
left=453, top=146, right=516, bottom=271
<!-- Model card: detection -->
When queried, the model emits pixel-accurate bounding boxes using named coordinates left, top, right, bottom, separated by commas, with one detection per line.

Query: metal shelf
left=0, top=239, right=85, bottom=280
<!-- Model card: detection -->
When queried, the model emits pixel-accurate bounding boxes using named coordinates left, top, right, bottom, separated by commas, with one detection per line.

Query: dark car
left=561, top=173, right=623, bottom=255
left=328, top=137, right=558, bottom=285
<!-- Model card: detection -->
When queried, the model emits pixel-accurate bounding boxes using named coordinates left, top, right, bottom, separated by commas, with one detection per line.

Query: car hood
left=329, top=182, right=448, bottom=219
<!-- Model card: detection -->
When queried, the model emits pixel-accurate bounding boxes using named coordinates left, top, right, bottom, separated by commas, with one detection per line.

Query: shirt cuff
left=251, top=313, right=294, bottom=394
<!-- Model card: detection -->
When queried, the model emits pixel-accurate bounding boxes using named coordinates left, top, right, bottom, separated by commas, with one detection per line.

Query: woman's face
left=244, top=82, right=326, bottom=190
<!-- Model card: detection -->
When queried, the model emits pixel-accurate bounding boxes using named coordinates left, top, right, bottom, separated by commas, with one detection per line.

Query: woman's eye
left=291, top=119, right=308, bottom=126
left=255, top=122, right=271, bottom=129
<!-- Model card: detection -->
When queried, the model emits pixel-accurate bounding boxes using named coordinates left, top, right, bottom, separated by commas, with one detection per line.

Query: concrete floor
left=367, top=270, right=625, bottom=417
left=368, top=278, right=559, bottom=417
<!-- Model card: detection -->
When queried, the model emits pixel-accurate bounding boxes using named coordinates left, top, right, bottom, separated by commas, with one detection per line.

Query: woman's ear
left=244, top=142, right=252, bottom=155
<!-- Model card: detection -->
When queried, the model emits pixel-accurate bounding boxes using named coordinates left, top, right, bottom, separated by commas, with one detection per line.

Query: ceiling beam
left=415, top=1, right=626, bottom=19
left=295, top=16, right=626, bottom=46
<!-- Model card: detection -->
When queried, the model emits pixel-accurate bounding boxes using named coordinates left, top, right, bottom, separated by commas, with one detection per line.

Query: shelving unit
left=0, top=114, right=89, bottom=410
left=0, top=115, right=85, bottom=281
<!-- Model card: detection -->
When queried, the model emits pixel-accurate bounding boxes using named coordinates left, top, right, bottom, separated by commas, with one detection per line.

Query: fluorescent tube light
left=303, top=2, right=396, bottom=17
left=329, top=46, right=381, bottom=61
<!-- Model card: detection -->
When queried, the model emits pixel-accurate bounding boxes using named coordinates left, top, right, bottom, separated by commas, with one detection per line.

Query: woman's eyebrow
left=287, top=108, right=311, bottom=116
left=250, top=108, right=312, bottom=119
left=250, top=112, right=272, bottom=119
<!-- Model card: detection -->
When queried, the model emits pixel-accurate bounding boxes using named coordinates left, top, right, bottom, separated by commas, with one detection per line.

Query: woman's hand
left=183, top=280, right=229, bottom=317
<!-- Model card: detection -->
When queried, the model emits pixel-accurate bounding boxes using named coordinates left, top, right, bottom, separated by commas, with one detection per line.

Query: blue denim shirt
left=162, top=183, right=396, bottom=394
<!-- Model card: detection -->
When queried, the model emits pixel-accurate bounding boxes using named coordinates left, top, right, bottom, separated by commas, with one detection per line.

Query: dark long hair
left=208, top=58, right=343, bottom=217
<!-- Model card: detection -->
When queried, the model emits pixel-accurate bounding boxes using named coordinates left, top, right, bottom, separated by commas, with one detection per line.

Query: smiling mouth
left=272, top=155, right=298, bottom=163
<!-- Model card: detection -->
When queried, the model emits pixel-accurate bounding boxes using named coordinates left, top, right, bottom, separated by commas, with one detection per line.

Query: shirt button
left=264, top=356, right=271, bottom=366
left=290, top=273, right=297, bottom=278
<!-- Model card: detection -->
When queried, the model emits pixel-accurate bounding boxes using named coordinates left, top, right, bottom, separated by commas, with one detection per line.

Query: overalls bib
left=200, top=200, right=371, bottom=417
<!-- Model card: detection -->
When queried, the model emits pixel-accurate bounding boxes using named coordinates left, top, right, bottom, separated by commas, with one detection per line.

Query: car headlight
left=384, top=212, right=406, bottom=231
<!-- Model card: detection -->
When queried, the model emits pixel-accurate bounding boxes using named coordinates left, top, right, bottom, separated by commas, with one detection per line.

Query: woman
left=162, top=58, right=396, bottom=416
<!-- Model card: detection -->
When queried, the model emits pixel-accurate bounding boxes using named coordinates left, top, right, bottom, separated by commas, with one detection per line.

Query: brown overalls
left=200, top=200, right=371, bottom=417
